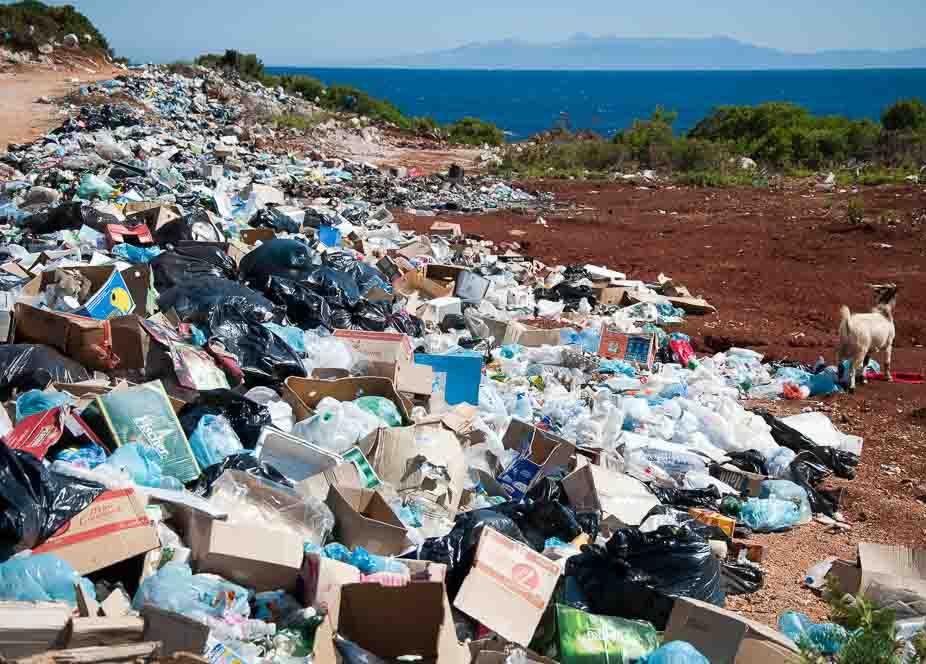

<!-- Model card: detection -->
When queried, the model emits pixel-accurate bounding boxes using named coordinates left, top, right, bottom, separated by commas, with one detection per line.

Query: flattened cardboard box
left=0, top=602, right=71, bottom=659
left=665, top=597, right=797, bottom=664
left=561, top=464, right=660, bottom=529
left=454, top=527, right=561, bottom=647
left=827, top=542, right=926, bottom=618
left=33, top=488, right=160, bottom=574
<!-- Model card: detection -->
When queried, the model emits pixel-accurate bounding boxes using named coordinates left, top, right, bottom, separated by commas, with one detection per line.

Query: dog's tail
left=839, top=305, right=852, bottom=338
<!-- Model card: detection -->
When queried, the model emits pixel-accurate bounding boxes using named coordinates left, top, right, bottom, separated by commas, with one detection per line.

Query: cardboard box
left=0, top=291, right=13, bottom=342
left=430, top=221, right=462, bottom=238
left=0, top=602, right=71, bottom=659
left=141, top=607, right=209, bottom=657
left=414, top=352, right=483, bottom=406
left=561, top=464, right=659, bottom=529
left=454, top=270, right=491, bottom=303
left=331, top=331, right=434, bottom=396
left=593, top=287, right=631, bottom=307
left=300, top=553, right=362, bottom=617
left=314, top=582, right=468, bottom=664
left=419, top=296, right=462, bottom=324
left=282, top=375, right=413, bottom=424
left=826, top=543, right=926, bottom=618
left=664, top=598, right=798, bottom=664
left=689, top=508, right=736, bottom=537
left=125, top=204, right=181, bottom=231
left=20, top=266, right=135, bottom=319
left=393, top=268, right=454, bottom=300
left=240, top=228, right=277, bottom=245
left=454, top=528, right=561, bottom=647
left=597, top=329, right=656, bottom=368
left=710, top=463, right=766, bottom=497
left=105, top=224, right=154, bottom=248
left=498, top=420, right=576, bottom=500
left=33, top=488, right=160, bottom=574
left=502, top=320, right=568, bottom=348
left=326, top=486, right=409, bottom=556
left=4, top=406, right=102, bottom=460
left=12, top=304, right=125, bottom=371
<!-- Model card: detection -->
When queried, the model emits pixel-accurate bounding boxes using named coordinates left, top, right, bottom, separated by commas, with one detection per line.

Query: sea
left=266, top=67, right=926, bottom=140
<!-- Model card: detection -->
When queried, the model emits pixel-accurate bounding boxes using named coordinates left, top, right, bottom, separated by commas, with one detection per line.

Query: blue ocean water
left=266, top=67, right=926, bottom=139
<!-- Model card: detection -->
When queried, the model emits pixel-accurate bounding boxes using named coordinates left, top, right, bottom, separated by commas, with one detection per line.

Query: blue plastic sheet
left=0, top=554, right=95, bottom=606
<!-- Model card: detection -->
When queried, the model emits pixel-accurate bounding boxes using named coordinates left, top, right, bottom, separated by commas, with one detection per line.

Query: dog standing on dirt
left=837, top=285, right=897, bottom=391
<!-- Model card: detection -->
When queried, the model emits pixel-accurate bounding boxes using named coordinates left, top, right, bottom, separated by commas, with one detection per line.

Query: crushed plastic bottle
left=778, top=611, right=849, bottom=655
left=292, top=397, right=383, bottom=454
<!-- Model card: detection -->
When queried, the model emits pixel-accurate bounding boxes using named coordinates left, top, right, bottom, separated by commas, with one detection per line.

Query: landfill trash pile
left=0, top=63, right=919, bottom=664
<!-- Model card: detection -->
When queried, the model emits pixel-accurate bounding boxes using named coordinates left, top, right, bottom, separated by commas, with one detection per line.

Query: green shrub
left=881, top=98, right=926, bottom=132
left=273, top=111, right=334, bottom=131
left=613, top=106, right=677, bottom=167
left=446, top=117, right=505, bottom=146
left=0, top=0, right=110, bottom=54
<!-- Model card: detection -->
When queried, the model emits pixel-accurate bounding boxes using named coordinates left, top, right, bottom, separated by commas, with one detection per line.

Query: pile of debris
left=0, top=64, right=917, bottom=664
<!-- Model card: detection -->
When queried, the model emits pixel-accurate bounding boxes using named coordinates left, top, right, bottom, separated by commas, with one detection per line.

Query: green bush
left=881, top=98, right=926, bottom=132
left=446, top=117, right=505, bottom=146
left=613, top=106, right=677, bottom=167
left=0, top=0, right=110, bottom=54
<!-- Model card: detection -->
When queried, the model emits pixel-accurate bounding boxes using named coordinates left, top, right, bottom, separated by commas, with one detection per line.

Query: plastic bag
left=304, top=265, right=362, bottom=309
left=0, top=442, right=106, bottom=552
left=207, top=302, right=308, bottom=382
left=651, top=485, right=722, bottom=510
left=151, top=246, right=238, bottom=292
left=20, top=202, right=118, bottom=234
left=739, top=498, right=800, bottom=532
left=788, top=455, right=840, bottom=517
left=133, top=562, right=250, bottom=617
left=0, top=345, right=91, bottom=401
left=244, top=386, right=295, bottom=433
left=158, top=276, right=277, bottom=323
left=260, top=276, right=332, bottom=331
left=179, top=389, right=273, bottom=449
left=15, top=389, right=74, bottom=422
left=640, top=642, right=709, bottom=664
left=111, top=243, right=163, bottom=264
left=0, top=554, right=95, bottom=606
left=721, top=559, right=765, bottom=596
left=334, top=637, right=389, bottom=664
left=759, top=480, right=812, bottom=524
left=779, top=612, right=849, bottom=655
left=188, top=415, right=244, bottom=471
left=355, top=396, right=403, bottom=427
left=556, top=604, right=659, bottom=664
left=765, top=447, right=797, bottom=479
left=240, top=239, right=315, bottom=284
left=756, top=410, right=859, bottom=479
left=292, top=397, right=382, bottom=455
left=105, top=443, right=184, bottom=491
left=152, top=209, right=223, bottom=245
left=249, top=208, right=300, bottom=234
left=77, top=173, right=114, bottom=199
left=322, top=543, right=410, bottom=576
left=52, top=444, right=108, bottom=469
left=186, top=452, right=293, bottom=497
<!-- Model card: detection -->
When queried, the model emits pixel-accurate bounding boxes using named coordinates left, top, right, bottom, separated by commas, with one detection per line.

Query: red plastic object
left=866, top=371, right=924, bottom=384
left=105, top=223, right=154, bottom=248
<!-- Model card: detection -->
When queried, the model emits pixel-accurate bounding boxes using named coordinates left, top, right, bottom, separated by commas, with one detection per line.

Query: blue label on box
left=497, top=456, right=542, bottom=501
left=75, top=270, right=135, bottom=320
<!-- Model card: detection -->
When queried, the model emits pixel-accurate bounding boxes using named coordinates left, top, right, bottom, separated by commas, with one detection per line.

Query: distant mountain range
left=369, top=35, right=926, bottom=70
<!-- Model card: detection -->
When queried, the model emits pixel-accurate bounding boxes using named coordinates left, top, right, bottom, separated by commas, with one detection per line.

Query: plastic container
left=739, top=498, right=800, bottom=532
left=292, top=397, right=382, bottom=455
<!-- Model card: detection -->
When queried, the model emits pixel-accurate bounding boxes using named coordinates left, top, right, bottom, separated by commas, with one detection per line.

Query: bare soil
left=397, top=179, right=926, bottom=625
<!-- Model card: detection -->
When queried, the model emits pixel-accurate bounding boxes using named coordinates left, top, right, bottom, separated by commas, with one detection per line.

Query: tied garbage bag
left=720, top=559, right=765, bottom=596
left=153, top=209, right=222, bottom=245
left=0, top=554, right=95, bottom=606
left=15, top=389, right=74, bottom=422
left=76, top=173, right=114, bottom=199
left=106, top=444, right=184, bottom=491
left=158, top=276, right=277, bottom=323
left=19, top=202, right=118, bottom=234
left=240, top=239, right=315, bottom=284
left=249, top=208, right=300, bottom=234
left=788, top=455, right=840, bottom=517
left=186, top=453, right=293, bottom=498
left=133, top=562, right=250, bottom=617
left=188, top=415, right=244, bottom=471
left=640, top=642, right=709, bottom=664
left=151, top=246, right=238, bottom=292
left=305, top=265, right=362, bottom=309
left=739, top=498, right=800, bottom=532
left=355, top=396, right=403, bottom=427
left=0, top=345, right=91, bottom=401
left=651, top=486, right=722, bottom=510
left=779, top=612, right=849, bottom=655
left=759, top=480, right=812, bottom=524
left=556, top=604, right=659, bottom=664
left=260, top=276, right=332, bottom=331
left=0, top=442, right=106, bottom=552
left=179, top=389, right=273, bottom=449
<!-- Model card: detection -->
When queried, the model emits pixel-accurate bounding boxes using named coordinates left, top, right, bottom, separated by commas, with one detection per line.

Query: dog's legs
left=886, top=344, right=894, bottom=382
left=862, top=352, right=871, bottom=384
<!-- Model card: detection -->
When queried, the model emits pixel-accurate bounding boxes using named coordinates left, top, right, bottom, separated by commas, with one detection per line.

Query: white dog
left=837, top=285, right=897, bottom=391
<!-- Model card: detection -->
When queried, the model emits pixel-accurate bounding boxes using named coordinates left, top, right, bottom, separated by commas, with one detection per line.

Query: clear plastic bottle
left=512, top=393, right=533, bottom=421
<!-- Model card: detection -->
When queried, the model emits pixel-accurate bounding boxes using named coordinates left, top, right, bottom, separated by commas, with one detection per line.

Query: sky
left=31, top=0, right=926, bottom=65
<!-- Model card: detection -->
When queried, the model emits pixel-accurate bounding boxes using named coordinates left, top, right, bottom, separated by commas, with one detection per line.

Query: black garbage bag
left=153, top=209, right=223, bottom=246
left=323, top=255, right=391, bottom=296
left=415, top=506, right=530, bottom=600
left=651, top=485, right=722, bottom=510
left=158, top=277, right=277, bottom=323
left=328, top=306, right=354, bottom=330
left=726, top=450, right=769, bottom=476
left=186, top=452, right=293, bottom=497
left=207, top=303, right=307, bottom=384
left=0, top=442, right=106, bottom=554
left=517, top=500, right=583, bottom=550
left=239, top=239, right=315, bottom=284
left=564, top=543, right=677, bottom=629
left=439, top=314, right=467, bottom=332
left=789, top=455, right=840, bottom=517
left=305, top=265, right=361, bottom=309
left=19, top=202, right=118, bottom=235
left=151, top=246, right=238, bottom=292
left=0, top=345, right=91, bottom=401
left=178, top=390, right=273, bottom=449
left=249, top=208, right=300, bottom=234
left=387, top=310, right=425, bottom=337
left=260, top=276, right=332, bottom=331
left=756, top=410, right=859, bottom=480
left=721, top=560, right=765, bottom=596
left=351, top=301, right=390, bottom=332
left=334, top=637, right=389, bottom=664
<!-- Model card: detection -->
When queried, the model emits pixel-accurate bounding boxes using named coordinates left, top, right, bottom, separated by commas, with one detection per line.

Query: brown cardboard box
left=0, top=602, right=71, bottom=659
left=314, top=582, right=468, bottom=664
left=332, top=330, right=434, bottom=395
left=592, top=287, right=631, bottom=307
left=325, top=486, right=409, bottom=556
left=67, top=617, right=144, bottom=648
left=561, top=464, right=660, bottom=529
left=498, top=419, right=576, bottom=498
left=12, top=304, right=129, bottom=371
left=430, top=222, right=463, bottom=238
left=256, top=427, right=341, bottom=483
left=502, top=320, right=566, bottom=347
left=826, top=542, right=926, bottom=617
left=664, top=598, right=798, bottom=664
left=33, top=488, right=160, bottom=575
left=141, top=607, right=210, bottom=657
left=393, top=268, right=454, bottom=300
left=454, top=528, right=561, bottom=647
left=240, top=228, right=277, bottom=245
left=710, top=463, right=766, bottom=497
left=300, top=553, right=362, bottom=616
left=282, top=375, right=413, bottom=423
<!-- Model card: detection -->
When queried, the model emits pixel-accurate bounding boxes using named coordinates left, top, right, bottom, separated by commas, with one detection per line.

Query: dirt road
left=0, top=60, right=124, bottom=147
left=397, top=179, right=926, bottom=625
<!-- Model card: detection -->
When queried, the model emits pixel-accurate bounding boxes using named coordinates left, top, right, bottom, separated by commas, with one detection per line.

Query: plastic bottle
left=513, top=393, right=533, bottom=421
left=804, top=560, right=833, bottom=590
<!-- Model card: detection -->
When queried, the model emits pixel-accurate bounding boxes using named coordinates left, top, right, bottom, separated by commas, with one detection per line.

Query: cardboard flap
left=326, top=486, right=408, bottom=556
left=283, top=376, right=412, bottom=424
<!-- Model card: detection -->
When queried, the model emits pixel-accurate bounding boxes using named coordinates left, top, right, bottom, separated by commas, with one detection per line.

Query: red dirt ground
left=397, top=179, right=926, bottom=625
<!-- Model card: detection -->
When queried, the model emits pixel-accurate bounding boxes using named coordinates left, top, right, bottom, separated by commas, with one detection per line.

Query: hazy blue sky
left=35, top=0, right=926, bottom=64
